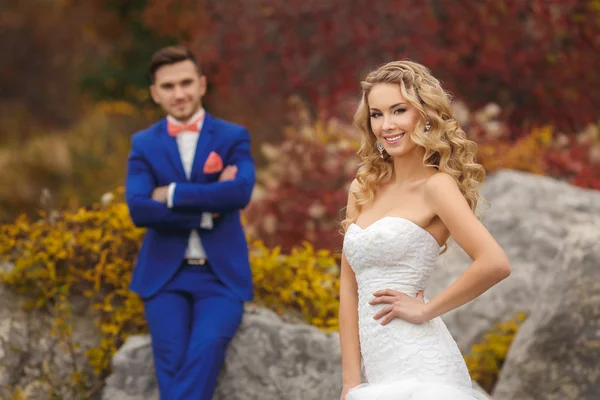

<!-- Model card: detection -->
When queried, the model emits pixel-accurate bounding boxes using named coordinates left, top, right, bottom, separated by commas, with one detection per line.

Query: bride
left=339, top=61, right=511, bottom=400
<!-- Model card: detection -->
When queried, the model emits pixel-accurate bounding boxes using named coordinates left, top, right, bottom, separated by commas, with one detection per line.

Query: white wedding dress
left=343, top=217, right=488, bottom=400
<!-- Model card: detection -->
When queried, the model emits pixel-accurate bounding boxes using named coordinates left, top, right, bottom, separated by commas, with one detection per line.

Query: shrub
left=0, top=101, right=154, bottom=223
left=477, top=126, right=554, bottom=175
left=138, top=0, right=600, bottom=136
left=0, top=190, right=147, bottom=378
left=465, top=312, right=527, bottom=393
left=243, top=97, right=359, bottom=252
left=543, top=123, right=600, bottom=190
left=250, top=240, right=340, bottom=331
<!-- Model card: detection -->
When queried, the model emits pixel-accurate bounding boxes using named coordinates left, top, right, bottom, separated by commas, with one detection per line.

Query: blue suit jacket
left=125, top=113, right=255, bottom=301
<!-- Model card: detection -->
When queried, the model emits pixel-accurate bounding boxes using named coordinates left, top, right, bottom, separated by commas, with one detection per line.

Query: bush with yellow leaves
left=250, top=240, right=340, bottom=331
left=0, top=191, right=147, bottom=379
left=0, top=192, right=341, bottom=391
left=465, top=312, right=527, bottom=393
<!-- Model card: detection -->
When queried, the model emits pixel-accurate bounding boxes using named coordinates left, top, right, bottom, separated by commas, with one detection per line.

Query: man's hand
left=212, top=165, right=238, bottom=218
left=219, top=165, right=238, bottom=182
left=152, top=185, right=170, bottom=203
left=152, top=166, right=237, bottom=210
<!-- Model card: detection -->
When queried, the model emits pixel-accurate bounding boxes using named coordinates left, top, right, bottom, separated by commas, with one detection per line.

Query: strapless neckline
left=349, top=216, right=442, bottom=248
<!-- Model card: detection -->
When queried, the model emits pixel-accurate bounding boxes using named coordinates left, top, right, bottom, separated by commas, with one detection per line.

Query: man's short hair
left=148, top=45, right=202, bottom=84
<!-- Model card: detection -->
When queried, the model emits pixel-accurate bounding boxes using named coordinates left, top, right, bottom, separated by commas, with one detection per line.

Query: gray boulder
left=102, top=306, right=342, bottom=400
left=0, top=262, right=99, bottom=400
left=493, top=219, right=600, bottom=400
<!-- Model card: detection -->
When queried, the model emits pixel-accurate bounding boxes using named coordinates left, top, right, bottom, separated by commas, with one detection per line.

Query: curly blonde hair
left=341, top=60, right=486, bottom=232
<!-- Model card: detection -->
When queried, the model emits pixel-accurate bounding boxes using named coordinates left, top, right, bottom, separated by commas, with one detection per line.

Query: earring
left=424, top=120, right=431, bottom=132
left=376, top=141, right=384, bottom=158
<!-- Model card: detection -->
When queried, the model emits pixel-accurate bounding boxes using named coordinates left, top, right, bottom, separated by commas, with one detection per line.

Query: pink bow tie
left=167, top=117, right=202, bottom=137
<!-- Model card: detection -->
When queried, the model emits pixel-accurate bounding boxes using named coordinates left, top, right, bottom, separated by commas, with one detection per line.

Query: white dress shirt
left=166, top=108, right=212, bottom=259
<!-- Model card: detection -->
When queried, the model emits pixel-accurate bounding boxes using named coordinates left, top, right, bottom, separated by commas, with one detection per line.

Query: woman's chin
left=385, top=148, right=409, bottom=158
left=384, top=144, right=420, bottom=159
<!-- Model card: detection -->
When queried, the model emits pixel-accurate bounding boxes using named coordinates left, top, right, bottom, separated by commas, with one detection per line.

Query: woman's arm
left=421, top=172, right=511, bottom=320
left=339, top=181, right=362, bottom=397
left=339, top=253, right=361, bottom=389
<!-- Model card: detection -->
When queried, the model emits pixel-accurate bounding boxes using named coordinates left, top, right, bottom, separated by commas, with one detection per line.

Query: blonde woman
left=339, top=61, right=510, bottom=400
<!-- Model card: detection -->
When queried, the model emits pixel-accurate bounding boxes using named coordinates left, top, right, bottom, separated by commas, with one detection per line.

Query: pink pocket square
left=203, top=151, right=223, bottom=174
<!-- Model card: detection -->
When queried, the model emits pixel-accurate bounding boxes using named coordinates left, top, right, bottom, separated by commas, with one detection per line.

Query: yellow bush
left=0, top=190, right=147, bottom=377
left=0, top=194, right=341, bottom=384
left=465, top=312, right=527, bottom=393
left=477, top=126, right=554, bottom=174
left=250, top=240, right=340, bottom=331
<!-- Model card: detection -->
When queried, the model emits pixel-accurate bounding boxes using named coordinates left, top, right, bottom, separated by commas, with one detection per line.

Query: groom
left=125, top=45, right=255, bottom=399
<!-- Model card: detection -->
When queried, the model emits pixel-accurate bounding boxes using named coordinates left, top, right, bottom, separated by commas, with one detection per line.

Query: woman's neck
left=391, top=147, right=434, bottom=185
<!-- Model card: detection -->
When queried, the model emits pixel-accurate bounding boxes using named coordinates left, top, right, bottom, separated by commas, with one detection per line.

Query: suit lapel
left=157, top=119, right=187, bottom=181
left=190, top=113, right=217, bottom=182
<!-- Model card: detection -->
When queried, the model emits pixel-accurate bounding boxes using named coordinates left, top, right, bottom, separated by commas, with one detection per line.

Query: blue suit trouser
left=143, top=262, right=244, bottom=400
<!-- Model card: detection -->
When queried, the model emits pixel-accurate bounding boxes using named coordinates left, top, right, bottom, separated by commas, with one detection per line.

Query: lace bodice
left=343, top=217, right=474, bottom=390
left=344, top=216, right=440, bottom=297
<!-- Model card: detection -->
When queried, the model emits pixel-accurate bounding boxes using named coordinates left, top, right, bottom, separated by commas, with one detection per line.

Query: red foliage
left=143, top=0, right=600, bottom=139
left=0, top=0, right=110, bottom=136
left=543, top=126, right=600, bottom=190
left=243, top=99, right=359, bottom=252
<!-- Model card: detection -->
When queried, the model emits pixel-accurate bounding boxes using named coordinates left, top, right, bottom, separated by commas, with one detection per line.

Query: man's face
left=150, top=60, right=206, bottom=121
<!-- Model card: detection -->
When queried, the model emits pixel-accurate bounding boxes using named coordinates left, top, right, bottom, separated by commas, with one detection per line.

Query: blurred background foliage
left=1, top=0, right=599, bottom=225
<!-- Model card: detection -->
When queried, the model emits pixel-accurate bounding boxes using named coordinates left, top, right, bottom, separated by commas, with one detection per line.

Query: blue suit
left=125, top=113, right=255, bottom=399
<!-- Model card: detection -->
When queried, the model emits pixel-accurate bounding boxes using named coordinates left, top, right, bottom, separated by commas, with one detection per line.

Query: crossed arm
left=126, top=144, right=203, bottom=230
left=125, top=131, right=256, bottom=229
left=153, top=133, right=255, bottom=214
